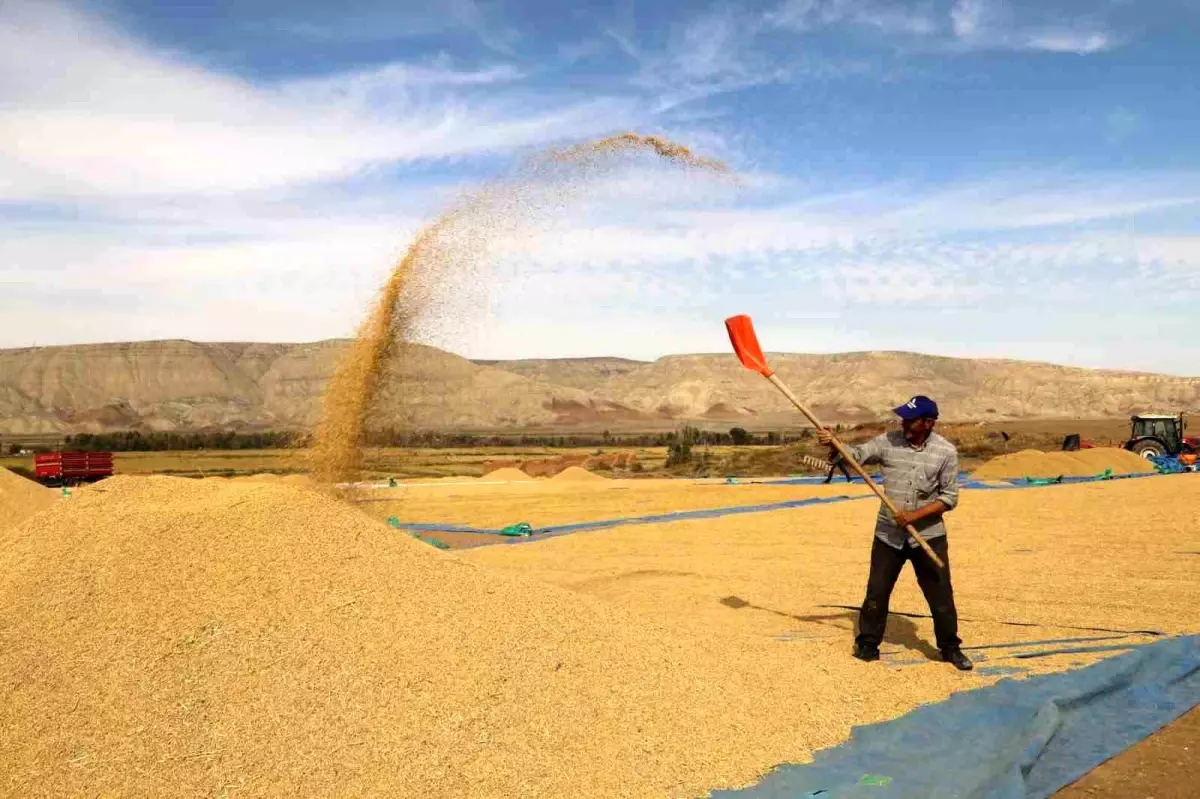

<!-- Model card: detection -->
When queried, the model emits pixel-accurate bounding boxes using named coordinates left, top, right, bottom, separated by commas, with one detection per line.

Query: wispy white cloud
left=948, top=0, right=1116, bottom=54
left=620, top=0, right=1122, bottom=118
left=770, top=0, right=941, bottom=36
left=237, top=0, right=520, bottom=56
left=864, top=175, right=1200, bottom=232
left=4, top=162, right=1199, bottom=373
left=629, top=6, right=792, bottom=113
left=446, top=0, right=522, bottom=56
left=0, top=0, right=1193, bottom=376
left=0, top=1, right=631, bottom=201
left=767, top=0, right=1119, bottom=54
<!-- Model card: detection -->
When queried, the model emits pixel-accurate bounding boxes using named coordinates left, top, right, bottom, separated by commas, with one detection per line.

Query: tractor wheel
left=1135, top=440, right=1166, bottom=459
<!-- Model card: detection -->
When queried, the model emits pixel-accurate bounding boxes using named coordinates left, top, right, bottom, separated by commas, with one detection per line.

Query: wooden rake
left=724, top=314, right=945, bottom=569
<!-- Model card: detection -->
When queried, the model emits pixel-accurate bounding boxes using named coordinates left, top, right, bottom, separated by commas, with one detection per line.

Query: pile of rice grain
left=1068, top=447, right=1158, bottom=475
left=0, top=467, right=56, bottom=531
left=971, top=447, right=1155, bottom=480
left=549, top=465, right=608, bottom=482
left=0, top=475, right=980, bottom=798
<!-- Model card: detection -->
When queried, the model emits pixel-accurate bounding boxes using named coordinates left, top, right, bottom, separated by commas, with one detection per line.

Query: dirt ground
left=1054, top=706, right=1198, bottom=798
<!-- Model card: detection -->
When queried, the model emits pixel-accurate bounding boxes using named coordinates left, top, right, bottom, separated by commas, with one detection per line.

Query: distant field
left=0, top=417, right=1169, bottom=480
left=0, top=447, right=670, bottom=480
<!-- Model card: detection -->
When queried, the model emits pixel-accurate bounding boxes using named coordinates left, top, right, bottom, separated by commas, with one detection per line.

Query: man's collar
left=906, top=433, right=931, bottom=451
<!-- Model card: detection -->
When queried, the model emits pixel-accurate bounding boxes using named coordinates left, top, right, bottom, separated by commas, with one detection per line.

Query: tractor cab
left=1124, top=413, right=1197, bottom=459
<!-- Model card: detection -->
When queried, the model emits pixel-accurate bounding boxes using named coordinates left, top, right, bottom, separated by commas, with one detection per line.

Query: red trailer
left=33, top=451, right=114, bottom=486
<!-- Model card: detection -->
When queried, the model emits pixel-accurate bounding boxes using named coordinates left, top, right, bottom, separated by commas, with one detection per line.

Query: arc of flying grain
left=310, top=133, right=732, bottom=484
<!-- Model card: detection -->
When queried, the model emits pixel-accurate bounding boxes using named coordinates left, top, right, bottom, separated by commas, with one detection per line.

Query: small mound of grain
left=1067, top=447, right=1155, bottom=475
left=0, top=475, right=922, bottom=797
left=972, top=447, right=1155, bottom=479
left=480, top=466, right=535, bottom=482
left=550, top=465, right=608, bottom=482
left=0, top=467, right=56, bottom=531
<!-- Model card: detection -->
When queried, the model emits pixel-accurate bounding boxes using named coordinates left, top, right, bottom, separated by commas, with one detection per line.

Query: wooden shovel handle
left=766, top=374, right=945, bottom=569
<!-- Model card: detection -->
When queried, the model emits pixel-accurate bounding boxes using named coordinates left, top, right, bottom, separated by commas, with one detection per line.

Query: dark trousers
left=857, top=535, right=962, bottom=653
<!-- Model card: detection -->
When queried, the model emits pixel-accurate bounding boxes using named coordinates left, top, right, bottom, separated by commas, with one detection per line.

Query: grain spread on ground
left=360, top=478, right=874, bottom=531
left=549, top=465, right=608, bottom=482
left=461, top=475, right=1200, bottom=643
left=3, top=473, right=1197, bottom=796
left=0, top=475, right=973, bottom=797
left=0, top=467, right=56, bottom=531
left=971, top=447, right=1155, bottom=479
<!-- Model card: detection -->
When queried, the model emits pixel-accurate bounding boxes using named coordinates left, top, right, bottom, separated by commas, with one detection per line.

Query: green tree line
left=363, top=427, right=814, bottom=449
left=7, top=426, right=827, bottom=454
left=62, top=430, right=297, bottom=452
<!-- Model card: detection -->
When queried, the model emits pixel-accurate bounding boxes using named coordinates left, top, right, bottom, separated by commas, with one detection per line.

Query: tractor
left=1122, top=413, right=1200, bottom=460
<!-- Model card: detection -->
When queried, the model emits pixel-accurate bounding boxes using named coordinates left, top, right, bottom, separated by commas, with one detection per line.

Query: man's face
left=902, top=416, right=936, bottom=443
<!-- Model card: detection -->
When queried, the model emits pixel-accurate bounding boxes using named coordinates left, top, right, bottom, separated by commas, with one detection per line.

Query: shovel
left=725, top=314, right=945, bottom=569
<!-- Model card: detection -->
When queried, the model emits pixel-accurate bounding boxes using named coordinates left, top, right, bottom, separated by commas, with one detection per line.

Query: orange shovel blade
left=725, top=315, right=774, bottom=377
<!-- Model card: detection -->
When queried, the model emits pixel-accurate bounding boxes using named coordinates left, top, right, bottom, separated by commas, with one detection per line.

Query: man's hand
left=815, top=428, right=840, bottom=462
left=893, top=500, right=948, bottom=531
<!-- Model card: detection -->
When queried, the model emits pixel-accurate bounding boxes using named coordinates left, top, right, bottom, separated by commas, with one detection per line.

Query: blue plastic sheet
left=711, top=634, right=1200, bottom=799
left=960, top=471, right=1163, bottom=491
left=763, top=470, right=1174, bottom=491
left=1149, top=455, right=1187, bottom=474
left=385, top=470, right=1188, bottom=541
left=388, top=493, right=875, bottom=538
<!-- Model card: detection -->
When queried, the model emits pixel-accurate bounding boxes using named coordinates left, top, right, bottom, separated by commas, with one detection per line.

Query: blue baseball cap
left=893, top=395, right=939, bottom=420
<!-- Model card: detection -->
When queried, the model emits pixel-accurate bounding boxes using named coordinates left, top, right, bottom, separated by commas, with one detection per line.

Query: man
left=817, top=395, right=972, bottom=671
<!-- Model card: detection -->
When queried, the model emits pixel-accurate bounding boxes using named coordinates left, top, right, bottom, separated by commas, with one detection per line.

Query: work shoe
left=943, top=649, right=974, bottom=671
left=853, top=643, right=880, bottom=662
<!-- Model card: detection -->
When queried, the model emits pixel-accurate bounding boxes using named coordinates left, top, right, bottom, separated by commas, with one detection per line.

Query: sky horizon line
left=4, top=334, right=1198, bottom=379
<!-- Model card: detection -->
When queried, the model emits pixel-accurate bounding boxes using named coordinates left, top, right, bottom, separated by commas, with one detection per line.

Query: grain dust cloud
left=310, top=133, right=729, bottom=482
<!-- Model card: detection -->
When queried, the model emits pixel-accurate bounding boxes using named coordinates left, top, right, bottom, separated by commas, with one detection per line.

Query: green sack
left=499, top=522, right=534, bottom=537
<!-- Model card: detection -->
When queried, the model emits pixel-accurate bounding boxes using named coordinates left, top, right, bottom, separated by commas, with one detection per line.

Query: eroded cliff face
left=1, top=340, right=1197, bottom=434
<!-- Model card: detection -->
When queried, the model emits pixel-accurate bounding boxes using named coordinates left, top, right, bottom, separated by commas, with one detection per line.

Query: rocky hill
left=2, top=340, right=1199, bottom=435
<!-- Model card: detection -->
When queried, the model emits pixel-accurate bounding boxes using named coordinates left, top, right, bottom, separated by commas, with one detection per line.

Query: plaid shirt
left=849, top=430, right=960, bottom=550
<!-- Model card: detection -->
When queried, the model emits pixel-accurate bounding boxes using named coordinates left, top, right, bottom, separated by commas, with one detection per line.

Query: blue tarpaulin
left=385, top=470, right=1191, bottom=542
left=710, top=634, right=1200, bottom=799
left=388, top=493, right=874, bottom=539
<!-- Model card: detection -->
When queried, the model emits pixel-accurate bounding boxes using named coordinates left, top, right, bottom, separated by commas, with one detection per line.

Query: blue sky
left=2, top=0, right=1199, bottom=373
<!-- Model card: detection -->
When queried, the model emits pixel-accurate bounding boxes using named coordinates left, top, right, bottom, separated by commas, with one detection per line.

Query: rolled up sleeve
left=937, top=450, right=960, bottom=511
